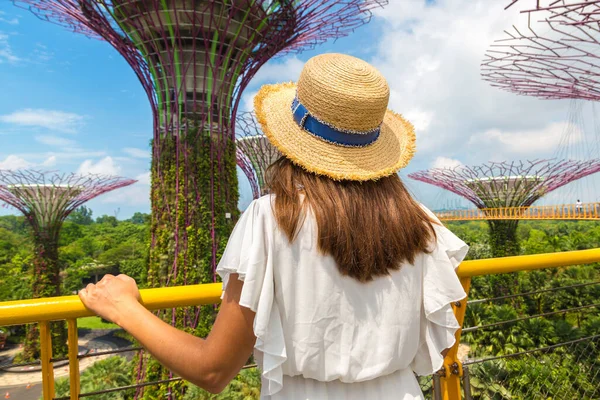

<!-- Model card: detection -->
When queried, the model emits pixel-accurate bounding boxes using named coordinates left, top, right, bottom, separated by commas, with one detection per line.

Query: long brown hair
left=266, top=157, right=437, bottom=282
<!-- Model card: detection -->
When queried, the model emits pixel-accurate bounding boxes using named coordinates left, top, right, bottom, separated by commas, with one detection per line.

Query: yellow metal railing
left=436, top=202, right=600, bottom=221
left=2, top=249, right=600, bottom=400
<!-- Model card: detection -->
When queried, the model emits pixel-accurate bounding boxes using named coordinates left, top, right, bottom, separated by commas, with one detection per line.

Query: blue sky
left=1, top=1, right=599, bottom=219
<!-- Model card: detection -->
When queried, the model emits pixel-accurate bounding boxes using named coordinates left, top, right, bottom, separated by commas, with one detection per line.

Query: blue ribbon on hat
left=291, top=96, right=380, bottom=147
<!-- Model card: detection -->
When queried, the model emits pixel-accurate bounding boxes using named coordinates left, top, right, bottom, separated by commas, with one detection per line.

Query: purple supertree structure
left=236, top=111, right=281, bottom=198
left=408, top=159, right=600, bottom=256
left=506, top=0, right=600, bottom=26
left=0, top=169, right=135, bottom=361
left=12, top=0, right=387, bottom=395
left=482, top=1, right=600, bottom=100
left=236, top=147, right=260, bottom=200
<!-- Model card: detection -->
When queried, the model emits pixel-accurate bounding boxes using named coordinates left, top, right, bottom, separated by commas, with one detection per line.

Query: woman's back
left=77, top=53, right=468, bottom=400
left=217, top=195, right=468, bottom=399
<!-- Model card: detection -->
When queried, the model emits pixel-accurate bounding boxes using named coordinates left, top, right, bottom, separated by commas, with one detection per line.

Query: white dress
left=217, top=195, right=468, bottom=400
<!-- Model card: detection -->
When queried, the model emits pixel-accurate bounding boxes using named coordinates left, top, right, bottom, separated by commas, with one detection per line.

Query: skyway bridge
left=436, top=202, right=600, bottom=221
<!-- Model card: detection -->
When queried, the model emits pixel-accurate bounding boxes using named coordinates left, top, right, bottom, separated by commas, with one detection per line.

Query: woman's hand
left=78, top=274, right=142, bottom=326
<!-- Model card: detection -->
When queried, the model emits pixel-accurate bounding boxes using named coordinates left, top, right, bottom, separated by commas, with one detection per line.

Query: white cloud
left=402, top=107, right=433, bottom=133
left=0, top=11, right=19, bottom=25
left=240, top=57, right=305, bottom=112
left=0, top=32, right=20, bottom=64
left=100, top=171, right=150, bottom=206
left=251, top=56, right=304, bottom=86
left=370, top=0, right=566, bottom=158
left=432, top=156, right=463, bottom=169
left=468, top=122, right=581, bottom=155
left=35, top=135, right=77, bottom=147
left=77, top=157, right=122, bottom=176
left=0, top=155, right=33, bottom=170
left=42, top=156, right=57, bottom=167
left=241, top=91, right=257, bottom=113
left=0, top=154, right=58, bottom=170
left=123, top=147, right=150, bottom=159
left=0, top=109, right=85, bottom=133
left=15, top=150, right=106, bottom=161
left=135, top=171, right=151, bottom=185
left=0, top=16, right=19, bottom=25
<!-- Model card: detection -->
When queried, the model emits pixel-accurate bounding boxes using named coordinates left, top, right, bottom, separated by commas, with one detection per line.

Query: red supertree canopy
left=0, top=169, right=135, bottom=239
left=482, top=1, right=600, bottom=100
left=236, top=111, right=281, bottom=198
left=408, top=159, right=600, bottom=209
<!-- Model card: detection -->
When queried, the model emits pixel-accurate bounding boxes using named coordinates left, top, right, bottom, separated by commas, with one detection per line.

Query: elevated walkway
left=436, top=202, right=600, bottom=221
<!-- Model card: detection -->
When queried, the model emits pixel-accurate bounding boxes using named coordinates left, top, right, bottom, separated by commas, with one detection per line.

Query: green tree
left=67, top=206, right=94, bottom=225
left=128, top=212, right=150, bottom=225
left=51, top=356, right=134, bottom=400
left=95, top=215, right=118, bottom=227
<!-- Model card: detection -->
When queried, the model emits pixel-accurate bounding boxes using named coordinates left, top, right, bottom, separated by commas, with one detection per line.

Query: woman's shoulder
left=239, top=195, right=277, bottom=228
left=245, top=194, right=275, bottom=215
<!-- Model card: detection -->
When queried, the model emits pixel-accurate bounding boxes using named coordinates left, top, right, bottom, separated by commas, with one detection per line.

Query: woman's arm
left=79, top=274, right=256, bottom=394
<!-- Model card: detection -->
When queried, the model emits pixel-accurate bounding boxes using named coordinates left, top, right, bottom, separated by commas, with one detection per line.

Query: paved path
left=0, top=329, right=133, bottom=399
left=1, top=383, right=40, bottom=400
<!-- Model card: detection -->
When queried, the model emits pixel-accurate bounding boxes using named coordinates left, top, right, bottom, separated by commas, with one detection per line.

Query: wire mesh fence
left=464, top=335, right=600, bottom=400
left=460, top=278, right=600, bottom=400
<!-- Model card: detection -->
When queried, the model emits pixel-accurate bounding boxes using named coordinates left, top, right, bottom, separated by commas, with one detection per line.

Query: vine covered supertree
left=236, top=112, right=281, bottom=198
left=408, top=159, right=600, bottom=256
left=0, top=170, right=135, bottom=361
left=482, top=1, right=600, bottom=100
left=12, top=0, right=387, bottom=395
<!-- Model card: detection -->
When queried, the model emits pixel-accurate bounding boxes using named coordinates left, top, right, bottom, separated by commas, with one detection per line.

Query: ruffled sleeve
left=411, top=207, right=469, bottom=376
left=216, top=198, right=287, bottom=395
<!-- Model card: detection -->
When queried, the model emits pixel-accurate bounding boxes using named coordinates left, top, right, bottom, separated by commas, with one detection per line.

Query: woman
left=79, top=53, right=468, bottom=399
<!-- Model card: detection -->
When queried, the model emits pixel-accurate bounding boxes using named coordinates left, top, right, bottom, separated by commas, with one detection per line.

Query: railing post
left=39, top=321, right=55, bottom=400
left=433, top=372, right=443, bottom=400
left=462, top=365, right=473, bottom=400
left=440, top=276, right=472, bottom=400
left=67, top=319, right=80, bottom=400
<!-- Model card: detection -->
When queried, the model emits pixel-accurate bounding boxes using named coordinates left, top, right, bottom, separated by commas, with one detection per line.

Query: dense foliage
left=0, top=207, right=150, bottom=303
left=2, top=213, right=599, bottom=398
left=447, top=219, right=600, bottom=399
left=145, top=132, right=240, bottom=398
left=51, top=356, right=135, bottom=400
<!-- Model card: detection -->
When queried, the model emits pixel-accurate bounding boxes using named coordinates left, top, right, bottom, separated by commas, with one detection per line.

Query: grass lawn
left=77, top=316, right=119, bottom=330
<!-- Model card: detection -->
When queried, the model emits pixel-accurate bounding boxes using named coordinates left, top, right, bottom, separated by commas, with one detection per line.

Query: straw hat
left=253, top=53, right=416, bottom=181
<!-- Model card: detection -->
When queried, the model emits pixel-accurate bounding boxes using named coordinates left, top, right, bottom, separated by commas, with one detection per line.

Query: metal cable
left=464, top=334, right=600, bottom=365
left=462, top=303, right=599, bottom=333
left=51, top=364, right=258, bottom=400
left=468, top=281, right=600, bottom=305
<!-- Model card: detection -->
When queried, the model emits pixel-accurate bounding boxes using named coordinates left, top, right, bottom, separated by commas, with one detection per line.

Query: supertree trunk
left=148, top=126, right=238, bottom=329
left=22, top=234, right=68, bottom=361
left=487, top=220, right=520, bottom=257
left=144, top=123, right=239, bottom=398
left=0, top=171, right=135, bottom=362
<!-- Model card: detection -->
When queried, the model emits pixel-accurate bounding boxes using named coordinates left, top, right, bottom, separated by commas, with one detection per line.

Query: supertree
left=482, top=1, right=600, bottom=100
left=236, top=111, right=281, bottom=198
left=12, top=0, right=387, bottom=395
left=506, top=0, right=600, bottom=26
left=236, top=147, right=260, bottom=200
left=408, top=159, right=600, bottom=257
left=0, top=170, right=135, bottom=361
